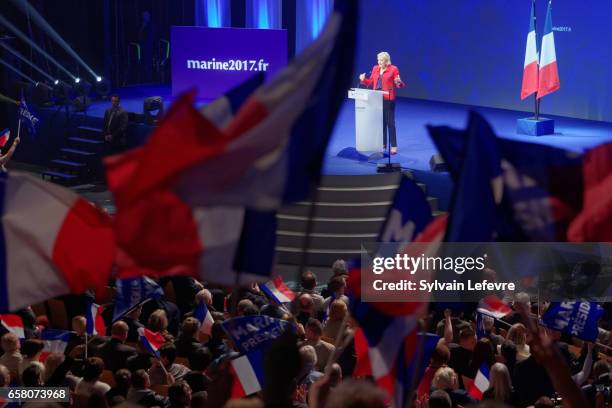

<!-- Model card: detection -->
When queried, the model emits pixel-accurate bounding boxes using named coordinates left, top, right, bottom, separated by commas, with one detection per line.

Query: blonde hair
left=488, top=363, right=513, bottom=402
left=507, top=323, right=527, bottom=346
left=377, top=51, right=391, bottom=64
left=432, top=366, right=457, bottom=390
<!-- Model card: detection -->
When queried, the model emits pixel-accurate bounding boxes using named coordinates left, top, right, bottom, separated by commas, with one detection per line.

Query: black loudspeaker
left=72, top=96, right=91, bottom=112
left=429, top=154, right=447, bottom=172
left=143, top=96, right=164, bottom=125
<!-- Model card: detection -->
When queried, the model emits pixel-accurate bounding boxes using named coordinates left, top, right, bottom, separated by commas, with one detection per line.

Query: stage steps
left=275, top=172, right=445, bottom=267
left=41, top=125, right=104, bottom=186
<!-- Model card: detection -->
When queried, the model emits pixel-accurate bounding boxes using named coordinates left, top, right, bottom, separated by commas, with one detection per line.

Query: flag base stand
left=517, top=117, right=555, bottom=136
left=377, top=162, right=402, bottom=173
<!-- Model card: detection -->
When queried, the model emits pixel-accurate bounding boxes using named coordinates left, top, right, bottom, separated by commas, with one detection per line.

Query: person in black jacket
left=127, top=369, right=169, bottom=408
left=102, top=95, right=128, bottom=155
left=96, top=321, right=138, bottom=372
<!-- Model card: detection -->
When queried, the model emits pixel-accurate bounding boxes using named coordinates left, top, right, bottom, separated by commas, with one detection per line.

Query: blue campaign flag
left=475, top=311, right=487, bottom=339
left=221, top=315, right=295, bottom=354
left=378, top=174, right=433, bottom=245
left=428, top=111, right=584, bottom=241
left=17, top=98, right=39, bottom=136
left=112, top=276, right=164, bottom=321
left=542, top=301, right=604, bottom=342
left=444, top=111, right=503, bottom=242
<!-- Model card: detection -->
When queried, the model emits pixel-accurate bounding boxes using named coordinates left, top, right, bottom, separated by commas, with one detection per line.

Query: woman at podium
left=359, top=51, right=404, bottom=155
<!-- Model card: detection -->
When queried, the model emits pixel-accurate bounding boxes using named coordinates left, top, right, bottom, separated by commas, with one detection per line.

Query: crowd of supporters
left=1, top=260, right=611, bottom=408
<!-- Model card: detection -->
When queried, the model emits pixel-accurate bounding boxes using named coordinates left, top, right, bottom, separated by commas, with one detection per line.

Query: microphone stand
left=377, top=86, right=401, bottom=173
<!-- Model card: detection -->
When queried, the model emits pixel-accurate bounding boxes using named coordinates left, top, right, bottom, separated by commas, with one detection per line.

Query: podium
left=347, top=88, right=387, bottom=152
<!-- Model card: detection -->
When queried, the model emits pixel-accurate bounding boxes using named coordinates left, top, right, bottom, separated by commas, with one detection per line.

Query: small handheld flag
left=194, top=300, right=214, bottom=336
left=468, top=363, right=491, bottom=400
left=260, top=276, right=295, bottom=304
left=0, top=129, right=9, bottom=148
left=138, top=327, right=165, bottom=358
left=0, top=314, right=25, bottom=339
left=85, top=301, right=106, bottom=336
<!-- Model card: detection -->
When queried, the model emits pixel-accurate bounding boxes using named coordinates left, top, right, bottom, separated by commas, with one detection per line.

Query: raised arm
left=0, top=137, right=20, bottom=167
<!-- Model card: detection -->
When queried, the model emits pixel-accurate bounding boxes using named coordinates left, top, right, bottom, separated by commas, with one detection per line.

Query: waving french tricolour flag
left=85, top=301, right=106, bottom=336
left=0, top=314, right=25, bottom=338
left=194, top=300, right=214, bottom=336
left=138, top=327, right=165, bottom=358
left=0, top=129, right=9, bottom=148
left=537, top=1, right=560, bottom=99
left=104, top=0, right=357, bottom=285
left=39, top=329, right=72, bottom=362
left=521, top=0, right=538, bottom=100
left=468, top=363, right=491, bottom=400
left=230, top=351, right=265, bottom=398
left=0, top=172, right=115, bottom=313
left=477, top=295, right=512, bottom=319
left=260, top=276, right=295, bottom=304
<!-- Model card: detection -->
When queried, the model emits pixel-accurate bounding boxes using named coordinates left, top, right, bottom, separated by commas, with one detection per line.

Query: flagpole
left=17, top=119, right=21, bottom=140
left=84, top=333, right=88, bottom=360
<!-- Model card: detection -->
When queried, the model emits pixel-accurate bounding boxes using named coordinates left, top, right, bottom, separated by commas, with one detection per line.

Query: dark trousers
left=383, top=99, right=397, bottom=147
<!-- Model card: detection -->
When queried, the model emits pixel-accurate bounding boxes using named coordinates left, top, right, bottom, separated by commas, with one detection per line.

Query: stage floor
left=94, top=85, right=612, bottom=176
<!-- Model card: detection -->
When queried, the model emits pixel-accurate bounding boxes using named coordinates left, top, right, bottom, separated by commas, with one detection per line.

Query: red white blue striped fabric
left=0, top=172, right=115, bottom=313
left=138, top=327, right=165, bottom=358
left=521, top=0, right=538, bottom=100
left=260, top=276, right=295, bottom=304
left=477, top=295, right=512, bottom=319
left=230, top=352, right=264, bottom=398
left=39, top=329, right=72, bottom=362
left=0, top=129, right=9, bottom=148
left=0, top=313, right=24, bottom=338
left=468, top=363, right=491, bottom=400
left=537, top=0, right=560, bottom=99
left=194, top=300, right=214, bottom=336
left=85, top=302, right=106, bottom=336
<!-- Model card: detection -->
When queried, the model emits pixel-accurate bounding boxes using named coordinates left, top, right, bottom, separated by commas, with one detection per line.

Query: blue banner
left=221, top=315, right=295, bottom=354
left=113, top=276, right=164, bottom=321
left=542, top=301, right=603, bottom=342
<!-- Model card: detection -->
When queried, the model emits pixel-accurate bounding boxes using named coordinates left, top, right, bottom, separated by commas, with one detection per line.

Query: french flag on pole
left=537, top=0, right=560, bottom=99
left=468, top=363, right=491, bottom=400
left=521, top=0, right=538, bottom=100
left=138, top=327, right=165, bottom=358
left=0, top=129, right=9, bottom=148
left=85, top=301, right=106, bottom=336
left=39, top=329, right=72, bottom=362
left=260, top=276, right=295, bottom=304
left=477, top=295, right=513, bottom=319
left=0, top=173, right=115, bottom=313
left=230, top=351, right=264, bottom=398
left=0, top=314, right=25, bottom=338
left=194, top=300, right=214, bottom=336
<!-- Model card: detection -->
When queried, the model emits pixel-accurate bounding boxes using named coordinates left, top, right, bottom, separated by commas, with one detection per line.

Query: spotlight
left=96, top=76, right=102, bottom=82
left=54, top=79, right=59, bottom=85
left=143, top=96, right=164, bottom=125
left=75, top=77, right=81, bottom=84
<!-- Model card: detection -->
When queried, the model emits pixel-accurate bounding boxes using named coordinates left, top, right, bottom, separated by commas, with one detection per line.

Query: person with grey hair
left=359, top=51, right=405, bottom=154
left=297, top=345, right=324, bottom=387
